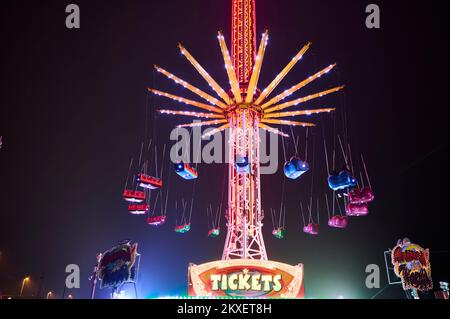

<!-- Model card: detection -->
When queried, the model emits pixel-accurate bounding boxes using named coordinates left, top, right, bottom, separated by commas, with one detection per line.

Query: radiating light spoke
left=158, top=109, right=225, bottom=119
left=154, top=65, right=228, bottom=110
left=149, top=89, right=224, bottom=114
left=178, top=44, right=232, bottom=105
left=260, top=64, right=337, bottom=110
left=246, top=30, right=269, bottom=103
left=261, top=119, right=316, bottom=127
left=177, top=119, right=228, bottom=128
left=255, top=42, right=312, bottom=105
left=264, top=108, right=336, bottom=119
left=258, top=123, right=290, bottom=137
left=264, top=86, right=344, bottom=114
left=218, top=32, right=242, bottom=104
left=202, top=124, right=230, bottom=138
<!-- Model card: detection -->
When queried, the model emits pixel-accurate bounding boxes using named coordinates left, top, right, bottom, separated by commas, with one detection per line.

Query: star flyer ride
left=151, top=0, right=346, bottom=298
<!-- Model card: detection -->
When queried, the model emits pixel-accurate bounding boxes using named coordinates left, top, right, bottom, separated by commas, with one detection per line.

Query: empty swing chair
left=326, top=193, right=348, bottom=229
left=146, top=189, right=169, bottom=226
left=328, top=169, right=357, bottom=191
left=271, top=207, right=286, bottom=240
left=128, top=204, right=150, bottom=215
left=326, top=137, right=358, bottom=191
left=137, top=174, right=162, bottom=190
left=174, top=162, right=198, bottom=180
left=284, top=128, right=310, bottom=180
left=235, top=155, right=250, bottom=174
left=207, top=204, right=221, bottom=238
left=301, top=202, right=320, bottom=236
left=123, top=189, right=146, bottom=203
left=138, top=144, right=166, bottom=190
left=284, top=157, right=310, bottom=180
left=174, top=199, right=192, bottom=234
left=349, top=155, right=374, bottom=204
left=122, top=157, right=147, bottom=203
left=346, top=201, right=369, bottom=217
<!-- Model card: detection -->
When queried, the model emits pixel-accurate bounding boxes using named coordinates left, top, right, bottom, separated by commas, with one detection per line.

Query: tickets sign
left=188, top=260, right=304, bottom=298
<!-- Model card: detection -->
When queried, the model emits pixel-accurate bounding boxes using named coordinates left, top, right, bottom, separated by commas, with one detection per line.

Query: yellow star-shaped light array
left=150, top=30, right=343, bottom=138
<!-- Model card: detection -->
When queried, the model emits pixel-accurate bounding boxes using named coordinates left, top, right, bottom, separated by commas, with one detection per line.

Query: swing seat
left=303, top=223, right=319, bottom=235
left=208, top=228, right=220, bottom=238
left=147, top=215, right=166, bottom=226
left=283, top=157, right=309, bottom=180
left=128, top=204, right=149, bottom=215
left=137, top=174, right=163, bottom=190
left=328, top=170, right=357, bottom=191
left=349, top=187, right=374, bottom=204
left=272, top=227, right=286, bottom=239
left=328, top=215, right=348, bottom=228
left=235, top=156, right=250, bottom=174
left=175, top=162, right=198, bottom=180
left=175, top=223, right=191, bottom=233
left=123, top=190, right=146, bottom=203
left=346, top=203, right=369, bottom=217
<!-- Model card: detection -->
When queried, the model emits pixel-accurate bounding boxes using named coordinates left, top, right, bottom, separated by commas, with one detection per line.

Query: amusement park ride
left=122, top=0, right=375, bottom=298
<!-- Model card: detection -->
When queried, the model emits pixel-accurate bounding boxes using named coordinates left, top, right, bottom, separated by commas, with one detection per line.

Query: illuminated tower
left=223, top=0, right=265, bottom=260
left=151, top=0, right=344, bottom=298
left=151, top=0, right=342, bottom=264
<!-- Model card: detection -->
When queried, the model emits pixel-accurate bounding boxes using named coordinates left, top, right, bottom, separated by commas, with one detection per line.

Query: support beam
left=264, top=86, right=344, bottom=114
left=202, top=124, right=230, bottom=138
left=218, top=32, right=243, bottom=103
left=149, top=89, right=224, bottom=114
left=154, top=65, right=228, bottom=110
left=245, top=30, right=269, bottom=103
left=158, top=109, right=225, bottom=119
left=178, top=44, right=232, bottom=105
left=261, top=119, right=316, bottom=127
left=258, top=123, right=290, bottom=137
left=177, top=119, right=228, bottom=128
left=260, top=64, right=337, bottom=110
left=255, top=42, right=312, bottom=105
left=263, top=108, right=336, bottom=119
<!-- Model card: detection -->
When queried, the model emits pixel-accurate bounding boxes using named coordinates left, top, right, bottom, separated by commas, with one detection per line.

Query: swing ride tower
left=223, top=0, right=266, bottom=261
left=151, top=0, right=344, bottom=298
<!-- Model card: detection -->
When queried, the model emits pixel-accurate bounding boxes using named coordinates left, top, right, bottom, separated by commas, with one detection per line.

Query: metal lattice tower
left=222, top=0, right=266, bottom=260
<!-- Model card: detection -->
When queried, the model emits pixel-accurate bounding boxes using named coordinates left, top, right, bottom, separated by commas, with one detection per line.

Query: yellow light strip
left=202, top=124, right=230, bottom=138
left=264, top=108, right=336, bottom=119
left=258, top=123, right=290, bottom=138
left=218, top=32, right=242, bottom=104
left=260, top=64, right=336, bottom=110
left=177, top=119, right=228, bottom=128
left=245, top=30, right=269, bottom=103
left=149, top=89, right=224, bottom=114
left=158, top=109, right=225, bottom=119
left=261, top=119, right=316, bottom=127
left=255, top=42, right=312, bottom=105
left=178, top=44, right=232, bottom=105
left=154, top=65, right=228, bottom=110
left=265, top=86, right=344, bottom=114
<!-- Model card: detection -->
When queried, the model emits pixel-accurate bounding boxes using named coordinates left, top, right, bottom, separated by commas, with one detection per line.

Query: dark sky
left=0, top=0, right=448, bottom=299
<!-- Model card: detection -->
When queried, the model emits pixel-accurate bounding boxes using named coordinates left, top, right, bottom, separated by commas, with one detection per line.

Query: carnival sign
left=188, top=260, right=304, bottom=298
left=98, top=241, right=138, bottom=289
left=391, top=238, right=433, bottom=292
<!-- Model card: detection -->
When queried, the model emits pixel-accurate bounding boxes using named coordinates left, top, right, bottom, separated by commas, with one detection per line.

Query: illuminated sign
left=188, top=260, right=304, bottom=298
left=391, top=238, right=433, bottom=292
left=98, top=242, right=138, bottom=289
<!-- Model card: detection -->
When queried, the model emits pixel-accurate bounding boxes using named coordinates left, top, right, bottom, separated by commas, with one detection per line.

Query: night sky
left=0, top=0, right=448, bottom=299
